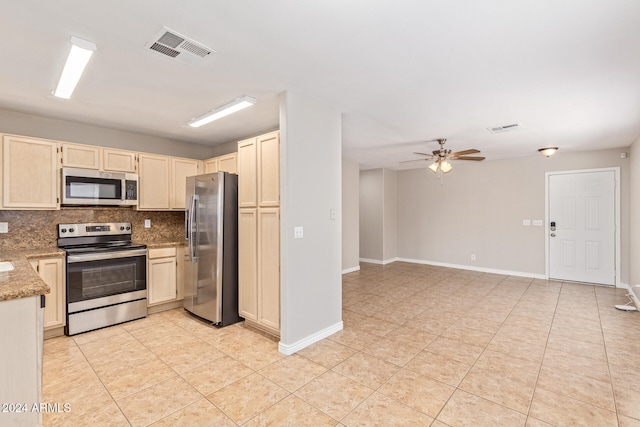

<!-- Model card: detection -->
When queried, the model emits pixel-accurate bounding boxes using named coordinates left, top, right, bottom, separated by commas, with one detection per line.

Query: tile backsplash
left=0, top=208, right=184, bottom=250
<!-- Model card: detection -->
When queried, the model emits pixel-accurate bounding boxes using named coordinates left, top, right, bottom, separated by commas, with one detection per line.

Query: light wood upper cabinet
left=204, top=158, right=218, bottom=174
left=61, top=143, right=100, bottom=169
left=29, top=256, right=65, bottom=331
left=138, top=153, right=170, bottom=210
left=103, top=148, right=137, bottom=173
left=2, top=135, right=59, bottom=209
left=218, top=153, right=237, bottom=174
left=170, top=158, right=199, bottom=209
left=258, top=131, right=280, bottom=207
left=237, top=138, right=257, bottom=207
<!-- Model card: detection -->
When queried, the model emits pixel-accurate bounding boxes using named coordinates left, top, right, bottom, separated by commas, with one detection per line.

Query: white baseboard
left=359, top=257, right=399, bottom=265
left=342, top=265, right=361, bottom=274
left=278, top=321, right=343, bottom=355
left=396, top=257, right=546, bottom=280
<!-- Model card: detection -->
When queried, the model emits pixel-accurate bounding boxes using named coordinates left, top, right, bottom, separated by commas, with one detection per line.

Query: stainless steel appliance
left=184, top=172, right=242, bottom=326
left=61, top=167, right=138, bottom=206
left=58, top=222, right=147, bottom=335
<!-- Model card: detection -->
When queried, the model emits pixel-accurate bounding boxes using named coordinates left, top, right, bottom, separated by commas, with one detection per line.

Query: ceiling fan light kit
left=402, top=138, right=485, bottom=181
left=538, top=147, right=559, bottom=157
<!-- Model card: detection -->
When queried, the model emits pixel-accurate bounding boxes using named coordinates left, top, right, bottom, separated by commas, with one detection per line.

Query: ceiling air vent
left=146, top=27, right=215, bottom=64
left=488, top=123, right=521, bottom=134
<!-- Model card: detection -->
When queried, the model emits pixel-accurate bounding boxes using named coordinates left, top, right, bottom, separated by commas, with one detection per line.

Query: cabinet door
left=61, top=143, right=100, bottom=169
left=258, top=208, right=280, bottom=333
left=218, top=153, right=237, bottom=174
left=30, top=258, right=65, bottom=330
left=258, top=131, right=280, bottom=207
left=238, top=208, right=258, bottom=321
left=237, top=138, right=257, bottom=207
left=148, top=257, right=177, bottom=305
left=171, top=158, right=199, bottom=209
left=138, top=153, right=170, bottom=210
left=204, top=158, right=218, bottom=174
left=2, top=135, right=59, bottom=209
left=103, top=148, right=137, bottom=172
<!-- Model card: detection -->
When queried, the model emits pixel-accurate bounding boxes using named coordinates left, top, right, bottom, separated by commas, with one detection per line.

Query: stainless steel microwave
left=61, top=167, right=138, bottom=206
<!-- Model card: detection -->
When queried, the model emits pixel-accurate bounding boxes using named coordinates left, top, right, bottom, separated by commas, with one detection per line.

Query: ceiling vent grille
left=488, top=123, right=521, bottom=133
left=146, top=27, right=215, bottom=64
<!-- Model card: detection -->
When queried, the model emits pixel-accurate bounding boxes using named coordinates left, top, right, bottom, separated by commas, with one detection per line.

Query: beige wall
left=0, top=108, right=214, bottom=159
left=359, top=169, right=384, bottom=261
left=342, top=158, right=360, bottom=272
left=397, top=148, right=630, bottom=281
left=383, top=169, right=398, bottom=261
left=630, top=137, right=640, bottom=285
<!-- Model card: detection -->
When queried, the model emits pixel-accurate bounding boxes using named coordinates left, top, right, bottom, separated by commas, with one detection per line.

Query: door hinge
left=36, top=264, right=39, bottom=272
left=56, top=197, right=59, bottom=204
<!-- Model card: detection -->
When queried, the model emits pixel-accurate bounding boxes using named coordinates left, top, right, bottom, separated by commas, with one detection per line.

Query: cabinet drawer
left=148, top=247, right=177, bottom=259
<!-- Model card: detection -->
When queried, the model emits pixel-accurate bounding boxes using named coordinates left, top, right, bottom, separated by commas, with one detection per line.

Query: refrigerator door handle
left=190, top=194, right=199, bottom=263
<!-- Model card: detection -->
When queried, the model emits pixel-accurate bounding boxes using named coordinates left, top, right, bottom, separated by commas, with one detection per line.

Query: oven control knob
left=69, top=228, right=74, bottom=233
left=126, top=226, right=131, bottom=231
left=120, top=226, right=125, bottom=231
left=60, top=228, right=67, bottom=233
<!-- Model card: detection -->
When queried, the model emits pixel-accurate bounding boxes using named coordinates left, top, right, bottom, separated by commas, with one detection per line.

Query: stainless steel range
left=57, top=222, right=147, bottom=335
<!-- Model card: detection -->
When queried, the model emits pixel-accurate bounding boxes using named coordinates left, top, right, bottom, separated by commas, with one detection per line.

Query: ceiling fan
left=402, top=138, right=485, bottom=175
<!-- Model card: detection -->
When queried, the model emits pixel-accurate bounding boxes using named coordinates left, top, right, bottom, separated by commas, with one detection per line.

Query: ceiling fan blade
left=400, top=158, right=429, bottom=164
left=412, top=152, right=433, bottom=156
left=455, top=156, right=485, bottom=161
left=451, top=149, right=480, bottom=156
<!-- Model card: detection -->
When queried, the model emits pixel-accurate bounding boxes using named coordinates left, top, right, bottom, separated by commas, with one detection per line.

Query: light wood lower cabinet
left=238, top=207, right=280, bottom=336
left=147, top=247, right=177, bottom=306
left=28, top=256, right=65, bottom=333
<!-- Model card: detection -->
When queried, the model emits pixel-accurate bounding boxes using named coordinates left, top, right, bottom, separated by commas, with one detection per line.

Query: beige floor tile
left=244, top=394, right=338, bottom=427
left=148, top=398, right=236, bottom=427
left=541, top=348, right=610, bottom=384
left=384, top=325, right=438, bottom=349
left=459, top=365, right=536, bottom=413
left=451, top=316, right=503, bottom=334
left=294, top=371, right=373, bottom=421
left=297, top=338, right=358, bottom=369
left=493, top=324, right=549, bottom=347
left=473, top=349, right=541, bottom=377
left=525, top=417, right=555, bottom=427
left=485, top=335, right=546, bottom=364
left=610, top=362, right=640, bottom=393
left=348, top=315, right=399, bottom=337
left=426, top=336, right=485, bottom=365
left=258, top=354, right=327, bottom=392
left=545, top=333, right=607, bottom=361
left=327, top=327, right=380, bottom=350
left=342, top=392, right=434, bottom=426
left=180, top=355, right=253, bottom=395
left=207, top=372, right=289, bottom=425
left=117, top=376, right=201, bottom=427
left=331, top=352, right=399, bottom=389
left=614, top=387, right=640, bottom=420
left=43, top=382, right=115, bottom=426
left=437, top=389, right=527, bottom=427
left=361, top=336, right=423, bottom=366
left=529, top=388, right=618, bottom=427
left=536, top=368, right=615, bottom=411
left=99, top=357, right=176, bottom=400
left=151, top=338, right=225, bottom=373
left=618, top=414, right=640, bottom=427
left=377, top=368, right=455, bottom=418
left=404, top=350, right=472, bottom=387
left=71, top=324, right=128, bottom=346
left=441, top=324, right=495, bottom=347
left=46, top=399, right=130, bottom=427
left=227, top=336, right=286, bottom=370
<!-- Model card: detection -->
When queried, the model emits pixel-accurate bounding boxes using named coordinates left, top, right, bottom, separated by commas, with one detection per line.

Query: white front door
left=548, top=170, right=616, bottom=286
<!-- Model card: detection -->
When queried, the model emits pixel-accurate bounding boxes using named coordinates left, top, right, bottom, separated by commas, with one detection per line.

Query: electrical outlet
left=144, top=219, right=151, bottom=228
left=533, top=220, right=543, bottom=226
left=0, top=222, right=7, bottom=233
left=523, top=219, right=531, bottom=226
left=471, top=254, right=476, bottom=261
left=330, top=208, right=337, bottom=221
left=294, top=226, right=304, bottom=239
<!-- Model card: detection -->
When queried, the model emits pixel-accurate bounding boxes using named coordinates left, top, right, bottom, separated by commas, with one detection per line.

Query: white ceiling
left=1, top=1, right=639, bottom=170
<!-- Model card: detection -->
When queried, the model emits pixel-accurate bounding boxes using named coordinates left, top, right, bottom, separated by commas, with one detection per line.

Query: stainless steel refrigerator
left=184, top=172, right=242, bottom=326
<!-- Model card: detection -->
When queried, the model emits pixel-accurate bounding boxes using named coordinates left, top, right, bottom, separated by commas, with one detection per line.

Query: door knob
left=550, top=233, right=556, bottom=237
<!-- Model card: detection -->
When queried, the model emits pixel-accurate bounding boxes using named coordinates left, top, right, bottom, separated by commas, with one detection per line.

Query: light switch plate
left=533, top=220, right=543, bottom=226
left=523, top=219, right=531, bottom=226
left=294, top=226, right=303, bottom=239
left=0, top=222, right=7, bottom=233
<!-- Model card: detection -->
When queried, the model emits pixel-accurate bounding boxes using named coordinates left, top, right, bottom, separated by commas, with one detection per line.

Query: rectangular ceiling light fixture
left=54, top=36, right=97, bottom=99
left=188, top=96, right=256, bottom=128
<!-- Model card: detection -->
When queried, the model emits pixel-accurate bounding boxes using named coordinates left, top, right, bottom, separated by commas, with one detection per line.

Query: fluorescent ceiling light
left=188, top=96, right=256, bottom=128
left=53, top=36, right=96, bottom=99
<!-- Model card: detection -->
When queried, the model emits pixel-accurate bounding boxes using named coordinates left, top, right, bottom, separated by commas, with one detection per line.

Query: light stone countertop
left=139, top=241, right=186, bottom=249
left=0, top=247, right=64, bottom=302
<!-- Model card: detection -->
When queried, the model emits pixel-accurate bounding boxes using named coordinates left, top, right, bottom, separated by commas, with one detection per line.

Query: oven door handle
left=67, top=248, right=147, bottom=263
